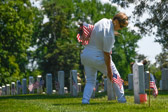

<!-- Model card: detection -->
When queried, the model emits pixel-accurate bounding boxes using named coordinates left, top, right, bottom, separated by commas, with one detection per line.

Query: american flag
left=28, top=84, right=34, bottom=92
left=112, top=73, right=124, bottom=89
left=33, top=81, right=39, bottom=89
left=76, top=22, right=94, bottom=45
left=150, top=74, right=158, bottom=98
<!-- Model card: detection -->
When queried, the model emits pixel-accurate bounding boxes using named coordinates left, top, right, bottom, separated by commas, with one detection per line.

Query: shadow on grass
left=0, top=94, right=82, bottom=100
left=0, top=92, right=108, bottom=100
left=0, top=90, right=167, bottom=100
left=52, top=101, right=116, bottom=106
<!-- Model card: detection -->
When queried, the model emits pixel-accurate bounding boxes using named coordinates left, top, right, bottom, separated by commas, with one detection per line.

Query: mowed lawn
left=0, top=90, right=168, bottom=112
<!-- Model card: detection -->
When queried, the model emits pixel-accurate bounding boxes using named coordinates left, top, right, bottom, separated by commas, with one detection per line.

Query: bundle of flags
left=150, top=74, right=158, bottom=98
left=112, top=73, right=124, bottom=89
left=28, top=82, right=39, bottom=92
left=76, top=22, right=94, bottom=45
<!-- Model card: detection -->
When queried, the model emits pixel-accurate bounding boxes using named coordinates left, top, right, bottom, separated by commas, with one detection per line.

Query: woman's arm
left=104, top=51, right=113, bottom=81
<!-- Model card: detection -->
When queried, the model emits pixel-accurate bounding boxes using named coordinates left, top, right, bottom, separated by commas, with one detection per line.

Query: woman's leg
left=82, top=65, right=97, bottom=104
left=95, top=60, right=126, bottom=103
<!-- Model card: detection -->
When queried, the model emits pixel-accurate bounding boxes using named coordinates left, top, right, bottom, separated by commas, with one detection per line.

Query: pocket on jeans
left=95, top=56, right=105, bottom=66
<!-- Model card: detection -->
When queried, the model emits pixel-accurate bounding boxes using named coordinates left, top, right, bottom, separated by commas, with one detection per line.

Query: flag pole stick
left=149, top=69, right=151, bottom=107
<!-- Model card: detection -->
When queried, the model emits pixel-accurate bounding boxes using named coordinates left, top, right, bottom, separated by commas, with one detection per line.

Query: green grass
left=0, top=90, right=168, bottom=112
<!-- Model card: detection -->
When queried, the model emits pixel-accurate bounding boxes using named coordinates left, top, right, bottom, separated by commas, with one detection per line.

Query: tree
left=110, top=0, right=168, bottom=54
left=0, top=0, right=37, bottom=85
left=155, top=49, right=168, bottom=69
left=27, top=0, right=143, bottom=90
left=112, top=29, right=141, bottom=79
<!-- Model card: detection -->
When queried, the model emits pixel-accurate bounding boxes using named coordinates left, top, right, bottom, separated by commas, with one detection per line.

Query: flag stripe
left=76, top=22, right=94, bottom=45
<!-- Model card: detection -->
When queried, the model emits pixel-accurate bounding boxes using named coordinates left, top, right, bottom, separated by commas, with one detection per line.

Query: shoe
left=82, top=99, right=89, bottom=104
left=118, top=96, right=127, bottom=103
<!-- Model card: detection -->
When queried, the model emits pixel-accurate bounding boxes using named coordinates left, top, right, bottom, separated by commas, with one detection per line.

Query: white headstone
left=144, top=71, right=150, bottom=89
left=160, top=80, right=162, bottom=90
left=46, top=73, right=52, bottom=95
left=161, top=68, right=168, bottom=90
left=64, top=87, right=68, bottom=93
left=104, top=78, right=107, bottom=92
left=16, top=80, right=21, bottom=95
left=22, top=78, right=27, bottom=94
left=0, top=87, right=2, bottom=96
left=96, top=80, right=99, bottom=92
left=58, top=71, right=64, bottom=95
left=77, top=83, right=81, bottom=93
left=2, top=86, right=6, bottom=96
left=161, top=68, right=168, bottom=80
left=37, top=75, right=42, bottom=94
left=70, top=70, right=78, bottom=96
left=91, top=87, right=96, bottom=98
left=107, top=78, right=116, bottom=100
left=29, top=76, right=34, bottom=94
left=6, top=84, right=10, bottom=95
left=11, top=82, right=15, bottom=95
left=133, top=62, right=145, bottom=104
left=128, top=74, right=133, bottom=90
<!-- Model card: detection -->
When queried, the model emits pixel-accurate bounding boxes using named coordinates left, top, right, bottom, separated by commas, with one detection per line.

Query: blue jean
left=81, top=47, right=126, bottom=103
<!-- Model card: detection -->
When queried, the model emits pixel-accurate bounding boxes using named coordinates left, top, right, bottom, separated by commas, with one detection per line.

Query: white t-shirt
left=86, top=18, right=115, bottom=53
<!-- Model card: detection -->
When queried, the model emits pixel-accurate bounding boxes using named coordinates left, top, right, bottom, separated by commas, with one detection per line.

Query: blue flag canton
left=150, top=74, right=155, bottom=82
left=113, top=73, right=117, bottom=78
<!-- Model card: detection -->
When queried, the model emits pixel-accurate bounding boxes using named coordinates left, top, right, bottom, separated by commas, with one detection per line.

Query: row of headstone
left=129, top=71, right=152, bottom=90
left=128, top=67, right=168, bottom=91
left=0, top=70, right=80, bottom=96
left=90, top=77, right=116, bottom=100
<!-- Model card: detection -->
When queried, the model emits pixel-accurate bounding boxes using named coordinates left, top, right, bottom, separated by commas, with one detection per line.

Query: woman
left=80, top=12, right=129, bottom=104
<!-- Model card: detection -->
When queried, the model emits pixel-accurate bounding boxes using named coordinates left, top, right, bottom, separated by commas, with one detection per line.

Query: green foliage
left=110, top=0, right=168, bottom=51
left=112, top=29, right=142, bottom=80
left=31, top=0, right=143, bottom=83
left=155, top=50, right=168, bottom=69
left=149, top=64, right=162, bottom=86
left=0, top=0, right=144, bottom=85
left=0, top=0, right=36, bottom=85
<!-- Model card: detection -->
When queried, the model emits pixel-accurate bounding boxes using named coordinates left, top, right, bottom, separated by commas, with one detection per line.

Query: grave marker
left=6, top=84, right=10, bottom=95
left=133, top=62, right=145, bottom=104
left=11, top=82, right=15, bottom=95
left=107, top=78, right=116, bottom=100
left=2, top=86, right=6, bottom=95
left=46, top=73, right=52, bottom=95
left=22, top=78, right=27, bottom=94
left=128, top=74, right=133, bottom=90
left=16, top=80, right=21, bottom=95
left=70, top=70, right=78, bottom=96
left=37, top=75, right=42, bottom=94
left=29, top=76, right=34, bottom=94
left=161, top=68, right=168, bottom=90
left=58, top=71, right=64, bottom=95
